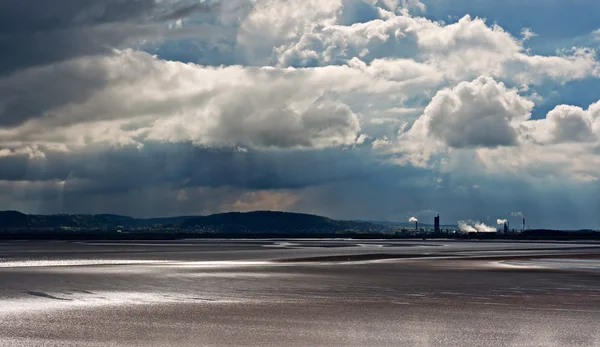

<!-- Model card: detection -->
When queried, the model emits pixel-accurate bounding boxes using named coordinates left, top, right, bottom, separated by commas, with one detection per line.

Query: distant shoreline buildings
left=400, top=213, right=528, bottom=236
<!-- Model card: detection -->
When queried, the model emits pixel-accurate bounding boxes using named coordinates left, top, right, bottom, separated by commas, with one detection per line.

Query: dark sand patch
left=459, top=253, right=600, bottom=263
left=274, top=253, right=441, bottom=263
left=25, top=291, right=72, bottom=301
left=274, top=251, right=600, bottom=267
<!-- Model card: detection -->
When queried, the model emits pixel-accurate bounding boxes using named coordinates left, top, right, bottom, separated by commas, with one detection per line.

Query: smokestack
left=523, top=218, right=526, bottom=231
left=409, top=217, right=418, bottom=231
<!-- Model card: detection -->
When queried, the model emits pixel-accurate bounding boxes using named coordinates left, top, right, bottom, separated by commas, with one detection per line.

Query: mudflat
left=1, top=239, right=599, bottom=346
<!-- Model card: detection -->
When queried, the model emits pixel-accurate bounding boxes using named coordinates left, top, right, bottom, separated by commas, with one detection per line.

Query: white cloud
left=4, top=4, right=596, bottom=159
left=525, top=104, right=597, bottom=145
left=393, top=76, right=533, bottom=166
left=520, top=28, right=537, bottom=41
left=402, top=0, right=426, bottom=12
left=478, top=105, right=600, bottom=181
left=0, top=145, right=47, bottom=159
left=471, top=99, right=600, bottom=180
left=3, top=50, right=406, bottom=152
left=391, top=74, right=600, bottom=181
left=372, top=135, right=392, bottom=148
left=273, top=13, right=598, bottom=85
left=355, top=133, right=370, bottom=144
left=237, top=0, right=343, bottom=65
left=417, top=76, right=534, bottom=149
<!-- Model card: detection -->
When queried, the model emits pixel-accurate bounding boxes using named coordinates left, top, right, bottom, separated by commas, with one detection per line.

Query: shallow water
left=502, top=257, right=600, bottom=272
left=1, top=239, right=600, bottom=346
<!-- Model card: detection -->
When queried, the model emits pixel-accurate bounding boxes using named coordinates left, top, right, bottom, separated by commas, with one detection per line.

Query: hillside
left=0, top=210, right=384, bottom=235
left=181, top=211, right=379, bottom=234
left=0, top=211, right=189, bottom=229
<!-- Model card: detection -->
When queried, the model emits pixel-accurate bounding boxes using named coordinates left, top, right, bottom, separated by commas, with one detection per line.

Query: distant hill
left=0, top=210, right=385, bottom=234
left=0, top=211, right=29, bottom=228
left=0, top=211, right=189, bottom=229
left=181, top=211, right=380, bottom=234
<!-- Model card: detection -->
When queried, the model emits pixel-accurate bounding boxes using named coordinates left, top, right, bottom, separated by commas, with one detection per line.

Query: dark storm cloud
left=0, top=0, right=153, bottom=34
left=0, top=142, right=379, bottom=193
left=0, top=0, right=218, bottom=75
left=3, top=142, right=600, bottom=228
left=0, top=57, right=113, bottom=127
left=153, top=2, right=219, bottom=21
left=292, top=171, right=600, bottom=230
left=0, top=142, right=388, bottom=217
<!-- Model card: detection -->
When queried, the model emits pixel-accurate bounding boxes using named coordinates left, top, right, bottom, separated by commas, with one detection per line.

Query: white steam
left=458, top=220, right=497, bottom=233
left=458, top=221, right=477, bottom=233
left=497, top=219, right=508, bottom=225
left=409, top=217, right=418, bottom=223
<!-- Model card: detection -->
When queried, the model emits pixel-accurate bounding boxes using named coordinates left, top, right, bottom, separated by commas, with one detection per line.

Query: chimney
left=415, top=221, right=418, bottom=230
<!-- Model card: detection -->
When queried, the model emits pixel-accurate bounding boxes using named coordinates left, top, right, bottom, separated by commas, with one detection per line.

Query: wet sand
left=1, top=239, right=600, bottom=346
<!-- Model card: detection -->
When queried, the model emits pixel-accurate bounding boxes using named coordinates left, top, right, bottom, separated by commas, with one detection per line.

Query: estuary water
left=1, top=239, right=599, bottom=346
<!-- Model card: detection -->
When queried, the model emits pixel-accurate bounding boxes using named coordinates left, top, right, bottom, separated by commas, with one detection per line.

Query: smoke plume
left=497, top=219, right=508, bottom=225
left=409, top=217, right=418, bottom=223
left=458, top=220, right=496, bottom=233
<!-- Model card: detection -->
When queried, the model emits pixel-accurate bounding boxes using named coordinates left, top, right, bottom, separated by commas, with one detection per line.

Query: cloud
left=153, top=2, right=219, bottom=21
left=520, top=28, right=537, bottom=41
left=273, top=13, right=598, bottom=84
left=0, top=50, right=377, bottom=150
left=0, top=182, right=300, bottom=218
left=0, top=0, right=236, bottom=75
left=3, top=141, right=600, bottom=229
left=471, top=99, right=600, bottom=180
left=393, top=76, right=600, bottom=182
left=225, top=190, right=300, bottom=212
left=237, top=0, right=343, bottom=65
left=2, top=0, right=600, bottom=230
left=0, top=143, right=388, bottom=192
left=525, top=102, right=599, bottom=145
left=409, top=76, right=534, bottom=149
left=400, top=0, right=426, bottom=12
left=2, top=4, right=597, bottom=156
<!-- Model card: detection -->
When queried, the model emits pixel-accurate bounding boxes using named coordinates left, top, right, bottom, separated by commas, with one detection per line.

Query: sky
left=1, top=0, right=600, bottom=229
